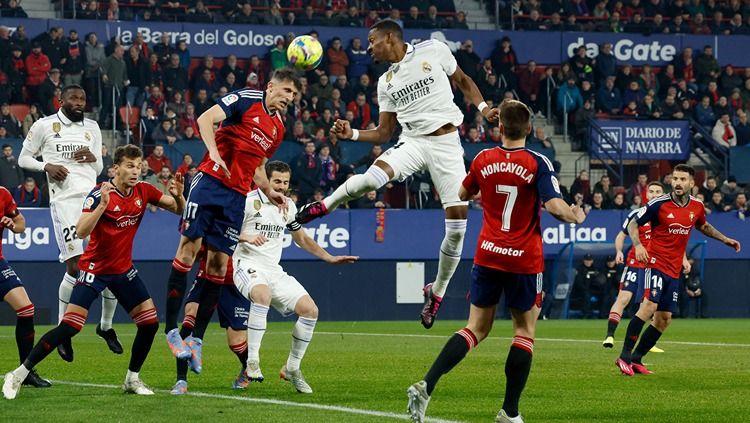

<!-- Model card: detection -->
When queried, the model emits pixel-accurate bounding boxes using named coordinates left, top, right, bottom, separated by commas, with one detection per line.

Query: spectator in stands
left=37, top=27, right=64, bottom=68
left=294, top=141, right=322, bottom=202
left=326, top=37, right=349, bottom=84
left=13, top=177, right=41, bottom=207
left=324, top=88, right=347, bottom=119
left=347, top=93, right=371, bottom=130
left=661, top=94, right=685, bottom=119
left=152, top=118, right=181, bottom=145
left=234, top=3, right=261, bottom=24
left=630, top=193, right=643, bottom=210
left=247, top=55, right=266, bottom=88
left=353, top=73, right=374, bottom=101
left=296, top=5, right=319, bottom=26
left=22, top=104, right=40, bottom=137
left=729, top=88, right=743, bottom=113
left=403, top=6, right=423, bottom=28
left=636, top=94, right=661, bottom=119
left=707, top=190, right=731, bottom=213
left=176, top=154, right=193, bottom=175
left=732, top=192, right=748, bottom=216
left=676, top=79, right=697, bottom=103
left=615, top=64, right=637, bottom=93
left=694, top=95, right=715, bottom=128
left=1, top=0, right=27, bottom=18
left=597, top=76, right=623, bottom=115
left=720, top=176, right=742, bottom=204
left=593, top=43, right=616, bottom=84
left=186, top=1, right=213, bottom=23
left=310, top=74, right=333, bottom=101
left=516, top=60, right=540, bottom=109
left=146, top=145, right=173, bottom=174
left=83, top=33, right=104, bottom=109
left=671, top=14, right=690, bottom=33
left=557, top=75, right=583, bottom=116
left=318, top=144, right=337, bottom=193
left=590, top=191, right=606, bottom=211
left=245, top=72, right=261, bottom=90
left=571, top=254, right=606, bottom=319
left=195, top=68, right=220, bottom=98
left=181, top=126, right=200, bottom=142
left=463, top=127, right=481, bottom=143
left=734, top=109, right=750, bottom=146
left=160, top=53, right=187, bottom=100
left=61, top=30, right=85, bottom=87
left=455, top=40, right=480, bottom=84
left=0, top=103, right=21, bottom=138
left=491, top=37, right=518, bottom=85
left=712, top=113, right=737, bottom=147
left=0, top=143, right=23, bottom=191
left=100, top=44, right=126, bottom=127
left=356, top=190, right=387, bottom=209
left=569, top=45, right=593, bottom=83
left=98, top=144, right=113, bottom=181
left=25, top=43, right=51, bottom=105
left=594, top=174, right=616, bottom=206
left=37, top=68, right=62, bottom=116
left=628, top=172, right=649, bottom=203
left=388, top=8, right=404, bottom=27
left=152, top=33, right=174, bottom=67
left=346, top=37, right=370, bottom=81
left=623, top=80, right=646, bottom=108
left=222, top=72, right=241, bottom=92
left=142, top=85, right=165, bottom=117
left=218, top=54, right=245, bottom=88
left=576, top=79, right=593, bottom=105
left=6, top=45, right=25, bottom=104
left=192, top=88, right=213, bottom=117
left=713, top=94, right=731, bottom=118
left=720, top=65, right=743, bottom=97
left=695, top=45, right=720, bottom=90
left=612, top=192, right=628, bottom=209
left=80, top=0, right=103, bottom=19
left=700, top=175, right=719, bottom=199
left=287, top=120, right=312, bottom=144
left=124, top=46, right=148, bottom=107
left=340, top=6, right=363, bottom=27
left=167, top=90, right=187, bottom=119
left=571, top=169, right=592, bottom=204
left=269, top=38, right=288, bottom=71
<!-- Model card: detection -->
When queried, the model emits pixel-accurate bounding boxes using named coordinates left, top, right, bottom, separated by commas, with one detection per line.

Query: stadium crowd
left=0, top=0, right=747, bottom=209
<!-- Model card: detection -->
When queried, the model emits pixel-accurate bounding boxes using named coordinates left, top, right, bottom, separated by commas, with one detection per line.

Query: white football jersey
left=233, top=189, right=300, bottom=271
left=377, top=40, right=464, bottom=137
left=21, top=110, right=103, bottom=203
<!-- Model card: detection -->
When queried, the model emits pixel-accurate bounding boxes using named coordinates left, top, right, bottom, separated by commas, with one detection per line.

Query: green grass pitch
left=0, top=319, right=748, bottom=422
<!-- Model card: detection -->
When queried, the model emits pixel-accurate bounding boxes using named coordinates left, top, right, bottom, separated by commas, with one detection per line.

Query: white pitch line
left=313, top=331, right=750, bottom=348
left=51, top=380, right=461, bottom=423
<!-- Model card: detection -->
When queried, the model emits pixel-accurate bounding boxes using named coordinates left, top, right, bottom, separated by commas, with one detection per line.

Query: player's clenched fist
left=483, top=107, right=501, bottom=122
left=330, top=119, right=353, bottom=139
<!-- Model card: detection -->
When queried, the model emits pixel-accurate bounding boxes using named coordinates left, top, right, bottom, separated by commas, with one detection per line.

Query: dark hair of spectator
left=114, top=145, right=143, bottom=165
left=370, top=19, right=403, bottom=40
left=2, top=144, right=10, bottom=150
left=647, top=181, right=665, bottom=190
left=265, top=160, right=291, bottom=178
left=673, top=164, right=695, bottom=177
left=62, top=84, right=85, bottom=97
left=271, top=68, right=303, bottom=92
left=499, top=99, right=531, bottom=140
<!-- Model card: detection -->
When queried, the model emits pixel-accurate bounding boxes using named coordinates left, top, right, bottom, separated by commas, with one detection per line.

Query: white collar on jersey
left=389, top=43, right=415, bottom=74
left=57, top=109, right=84, bottom=127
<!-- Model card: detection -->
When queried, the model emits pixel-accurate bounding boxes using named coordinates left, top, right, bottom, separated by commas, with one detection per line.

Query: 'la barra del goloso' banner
left=2, top=209, right=746, bottom=262
left=591, top=119, right=691, bottom=160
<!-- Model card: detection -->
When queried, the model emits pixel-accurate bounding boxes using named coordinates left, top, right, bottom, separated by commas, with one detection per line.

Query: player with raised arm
left=615, top=164, right=741, bottom=376
left=603, top=181, right=672, bottom=351
left=233, top=161, right=358, bottom=394
left=0, top=187, right=50, bottom=388
left=170, top=247, right=252, bottom=395
left=294, top=20, right=500, bottom=329
left=406, top=100, right=586, bottom=423
left=18, top=84, right=121, bottom=362
left=163, top=70, right=300, bottom=372
left=3, top=145, right=186, bottom=400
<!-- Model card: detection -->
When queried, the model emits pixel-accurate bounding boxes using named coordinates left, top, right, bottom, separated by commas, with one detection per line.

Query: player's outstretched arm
left=330, top=111, right=397, bottom=145
left=158, top=173, right=186, bottom=215
left=614, top=231, right=627, bottom=264
left=1, top=212, right=25, bottom=234
left=698, top=222, right=742, bottom=252
left=291, top=228, right=359, bottom=264
left=450, top=67, right=500, bottom=122
left=545, top=198, right=586, bottom=224
left=197, top=104, right=230, bottom=178
left=77, top=183, right=112, bottom=239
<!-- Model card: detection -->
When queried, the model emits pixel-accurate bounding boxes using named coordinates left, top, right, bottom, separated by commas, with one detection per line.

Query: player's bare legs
left=295, top=160, right=394, bottom=224
left=246, top=283, right=272, bottom=382
left=617, top=297, right=658, bottom=375
left=603, top=290, right=633, bottom=348
left=165, top=235, right=202, bottom=334
left=280, top=295, right=319, bottom=394
left=421, top=204, right=468, bottom=329
left=3, top=287, right=49, bottom=388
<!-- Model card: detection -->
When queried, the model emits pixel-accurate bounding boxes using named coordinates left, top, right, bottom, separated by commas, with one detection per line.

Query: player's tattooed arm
left=627, top=218, right=650, bottom=263
left=698, top=222, right=742, bottom=252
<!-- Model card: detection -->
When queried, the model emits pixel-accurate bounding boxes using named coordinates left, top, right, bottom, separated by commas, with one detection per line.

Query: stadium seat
left=119, top=106, right=141, bottom=142
left=10, top=104, right=30, bottom=122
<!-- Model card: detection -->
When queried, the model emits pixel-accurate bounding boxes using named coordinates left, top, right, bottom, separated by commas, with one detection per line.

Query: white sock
left=432, top=219, right=467, bottom=298
left=322, top=165, right=390, bottom=211
left=126, top=370, right=139, bottom=381
left=58, top=274, right=76, bottom=323
left=246, top=303, right=269, bottom=363
left=286, top=317, right=317, bottom=372
left=100, top=288, right=118, bottom=330
left=12, top=364, right=30, bottom=380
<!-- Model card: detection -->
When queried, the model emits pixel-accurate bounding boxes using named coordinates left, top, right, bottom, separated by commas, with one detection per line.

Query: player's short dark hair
left=673, top=164, right=695, bottom=177
left=647, top=181, right=664, bottom=190
left=370, top=19, right=403, bottom=40
left=265, top=160, right=291, bottom=178
left=498, top=99, right=531, bottom=140
left=114, top=145, right=143, bottom=165
left=61, top=84, right=85, bottom=97
left=271, top=68, right=302, bottom=92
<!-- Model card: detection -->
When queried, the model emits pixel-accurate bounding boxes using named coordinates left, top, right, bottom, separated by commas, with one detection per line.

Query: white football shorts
left=49, top=196, right=86, bottom=262
left=233, top=258, right=309, bottom=316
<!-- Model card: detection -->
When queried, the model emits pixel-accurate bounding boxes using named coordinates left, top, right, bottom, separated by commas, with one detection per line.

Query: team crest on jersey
left=422, top=62, right=432, bottom=73
left=253, top=199, right=261, bottom=210
left=85, top=132, right=91, bottom=141
left=689, top=211, right=695, bottom=222
left=135, top=198, right=142, bottom=208
left=52, top=122, right=61, bottom=137
left=386, top=71, right=393, bottom=82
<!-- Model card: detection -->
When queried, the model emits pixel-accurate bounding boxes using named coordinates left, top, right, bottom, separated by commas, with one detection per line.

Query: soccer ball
left=287, top=35, right=323, bottom=71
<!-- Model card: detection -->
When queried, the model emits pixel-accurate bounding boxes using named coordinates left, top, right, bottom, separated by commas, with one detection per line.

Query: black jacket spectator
left=294, top=143, right=322, bottom=201
left=0, top=145, right=24, bottom=191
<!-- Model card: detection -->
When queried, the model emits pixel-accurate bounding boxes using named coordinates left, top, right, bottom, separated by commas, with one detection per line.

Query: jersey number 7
left=496, top=185, right=518, bottom=232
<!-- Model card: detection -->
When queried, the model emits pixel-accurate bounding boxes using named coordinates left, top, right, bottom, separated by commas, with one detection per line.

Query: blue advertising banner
left=3, top=208, right=746, bottom=262
left=2, top=18, right=749, bottom=66
left=591, top=119, right=691, bottom=160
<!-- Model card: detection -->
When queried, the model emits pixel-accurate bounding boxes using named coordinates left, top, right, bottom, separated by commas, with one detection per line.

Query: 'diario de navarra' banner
left=591, top=119, right=691, bottom=160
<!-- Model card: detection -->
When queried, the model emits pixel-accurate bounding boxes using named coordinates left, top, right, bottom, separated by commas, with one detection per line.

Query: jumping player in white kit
left=18, top=85, right=122, bottom=361
left=294, top=20, right=499, bottom=329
